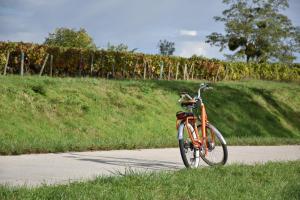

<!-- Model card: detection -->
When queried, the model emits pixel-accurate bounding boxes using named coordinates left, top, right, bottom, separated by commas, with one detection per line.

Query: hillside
left=0, top=76, right=299, bottom=155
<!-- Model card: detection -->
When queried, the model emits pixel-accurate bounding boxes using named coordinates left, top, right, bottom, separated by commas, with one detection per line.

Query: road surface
left=0, top=146, right=299, bottom=187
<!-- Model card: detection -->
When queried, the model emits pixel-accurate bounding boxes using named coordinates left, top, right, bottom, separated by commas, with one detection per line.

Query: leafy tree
left=158, top=40, right=175, bottom=56
left=44, top=27, right=96, bottom=49
left=106, top=42, right=137, bottom=52
left=206, top=0, right=300, bottom=63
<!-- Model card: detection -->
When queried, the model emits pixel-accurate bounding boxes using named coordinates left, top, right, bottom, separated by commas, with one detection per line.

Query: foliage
left=44, top=27, right=96, bottom=50
left=0, top=41, right=299, bottom=81
left=158, top=39, right=175, bottom=56
left=106, top=42, right=137, bottom=52
left=206, top=0, right=300, bottom=63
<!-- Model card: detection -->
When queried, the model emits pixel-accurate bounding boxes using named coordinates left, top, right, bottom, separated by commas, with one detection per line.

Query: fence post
left=3, top=51, right=10, bottom=75
left=90, top=54, right=94, bottom=76
left=123, top=64, right=127, bottom=79
left=224, top=66, right=228, bottom=80
left=190, top=63, right=194, bottom=80
left=175, top=62, right=179, bottom=80
left=143, top=62, right=147, bottom=80
left=79, top=53, right=83, bottom=76
left=148, top=60, right=153, bottom=79
left=39, top=54, right=49, bottom=76
left=168, top=64, right=171, bottom=80
left=215, top=65, right=221, bottom=82
left=20, top=51, right=24, bottom=76
left=50, top=55, right=53, bottom=77
left=184, top=64, right=187, bottom=80
left=133, top=60, right=137, bottom=79
left=159, top=61, right=164, bottom=80
left=112, top=64, right=115, bottom=78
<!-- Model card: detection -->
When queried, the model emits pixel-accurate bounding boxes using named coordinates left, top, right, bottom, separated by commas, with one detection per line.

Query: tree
left=206, top=0, right=300, bottom=63
left=106, top=42, right=138, bottom=52
left=44, top=27, right=96, bottom=49
left=158, top=40, right=175, bottom=56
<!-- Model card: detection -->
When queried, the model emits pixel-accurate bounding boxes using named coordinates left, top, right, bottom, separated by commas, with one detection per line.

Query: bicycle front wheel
left=178, top=122, right=200, bottom=168
left=199, top=123, right=228, bottom=166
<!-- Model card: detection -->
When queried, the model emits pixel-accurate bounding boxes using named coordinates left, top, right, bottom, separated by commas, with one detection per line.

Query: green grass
left=1, top=161, right=299, bottom=200
left=0, top=75, right=300, bottom=155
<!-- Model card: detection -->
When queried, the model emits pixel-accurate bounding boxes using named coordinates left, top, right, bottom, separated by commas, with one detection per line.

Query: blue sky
left=0, top=0, right=299, bottom=61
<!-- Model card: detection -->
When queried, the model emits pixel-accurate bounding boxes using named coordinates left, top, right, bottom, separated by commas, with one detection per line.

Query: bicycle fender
left=177, top=122, right=185, bottom=140
left=207, top=123, right=227, bottom=145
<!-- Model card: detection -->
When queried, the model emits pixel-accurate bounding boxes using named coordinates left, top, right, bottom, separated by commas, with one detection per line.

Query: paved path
left=0, top=146, right=299, bottom=187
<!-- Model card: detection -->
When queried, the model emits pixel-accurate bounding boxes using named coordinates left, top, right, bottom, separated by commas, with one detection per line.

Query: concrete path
left=0, top=146, right=299, bottom=187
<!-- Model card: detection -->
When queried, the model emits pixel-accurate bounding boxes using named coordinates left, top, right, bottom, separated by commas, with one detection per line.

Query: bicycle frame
left=176, top=102, right=213, bottom=155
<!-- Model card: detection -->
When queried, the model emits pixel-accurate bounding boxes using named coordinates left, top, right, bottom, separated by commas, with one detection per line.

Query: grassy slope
left=0, top=76, right=299, bottom=155
left=1, top=161, right=299, bottom=200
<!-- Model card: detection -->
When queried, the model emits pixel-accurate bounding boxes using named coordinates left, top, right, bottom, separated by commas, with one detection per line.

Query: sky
left=0, top=0, right=299, bottom=61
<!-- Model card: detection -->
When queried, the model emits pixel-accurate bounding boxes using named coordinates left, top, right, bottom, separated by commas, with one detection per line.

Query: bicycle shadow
left=64, top=153, right=183, bottom=171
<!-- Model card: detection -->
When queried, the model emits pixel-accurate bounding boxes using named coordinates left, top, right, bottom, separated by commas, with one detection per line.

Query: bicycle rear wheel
left=178, top=122, right=200, bottom=168
left=199, top=123, right=228, bottom=166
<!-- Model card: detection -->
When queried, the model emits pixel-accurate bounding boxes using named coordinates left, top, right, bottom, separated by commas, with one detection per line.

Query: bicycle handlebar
left=179, top=83, right=212, bottom=105
left=197, top=83, right=213, bottom=98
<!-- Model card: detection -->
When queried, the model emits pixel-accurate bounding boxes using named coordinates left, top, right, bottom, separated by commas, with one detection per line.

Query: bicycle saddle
left=176, top=111, right=194, bottom=120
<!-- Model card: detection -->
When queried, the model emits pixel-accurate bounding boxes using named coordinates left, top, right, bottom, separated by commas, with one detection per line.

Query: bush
left=0, top=41, right=299, bottom=81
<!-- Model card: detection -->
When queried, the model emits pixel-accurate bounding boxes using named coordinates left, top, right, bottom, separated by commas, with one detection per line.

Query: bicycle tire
left=199, top=123, right=228, bottom=166
left=178, top=122, right=200, bottom=168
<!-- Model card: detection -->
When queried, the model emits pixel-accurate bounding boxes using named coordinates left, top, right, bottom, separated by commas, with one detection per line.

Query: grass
left=0, top=161, right=299, bottom=200
left=0, top=75, right=299, bottom=155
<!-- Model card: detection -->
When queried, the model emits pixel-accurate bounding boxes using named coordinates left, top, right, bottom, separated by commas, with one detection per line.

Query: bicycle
left=176, top=83, right=228, bottom=168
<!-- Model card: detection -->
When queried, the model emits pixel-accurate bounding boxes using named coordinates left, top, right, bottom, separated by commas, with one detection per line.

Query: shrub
left=0, top=41, right=299, bottom=81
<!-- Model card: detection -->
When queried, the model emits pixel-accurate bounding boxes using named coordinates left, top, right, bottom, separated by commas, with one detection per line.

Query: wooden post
left=159, top=61, right=164, bottom=80
left=90, top=54, right=94, bottom=76
left=120, top=59, right=123, bottom=78
left=20, top=51, right=24, bottom=76
left=3, top=51, right=10, bottom=75
left=112, top=65, right=115, bottom=78
left=215, top=65, right=221, bottom=82
left=143, top=62, right=147, bottom=80
left=124, top=64, right=127, bottom=79
left=79, top=53, right=83, bottom=76
left=168, top=64, right=171, bottom=80
left=50, top=55, right=53, bottom=77
left=184, top=64, right=187, bottom=80
left=175, top=62, right=179, bottom=80
left=190, top=63, right=194, bottom=80
left=39, top=54, right=49, bottom=76
left=148, top=60, right=152, bottom=79
left=224, top=66, right=228, bottom=80
left=133, top=61, right=137, bottom=79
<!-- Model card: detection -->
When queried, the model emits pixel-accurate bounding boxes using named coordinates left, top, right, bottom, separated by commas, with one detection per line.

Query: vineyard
left=0, top=41, right=300, bottom=81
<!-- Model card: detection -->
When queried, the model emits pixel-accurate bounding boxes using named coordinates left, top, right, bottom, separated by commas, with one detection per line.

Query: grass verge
left=0, top=161, right=299, bottom=200
left=0, top=76, right=299, bottom=154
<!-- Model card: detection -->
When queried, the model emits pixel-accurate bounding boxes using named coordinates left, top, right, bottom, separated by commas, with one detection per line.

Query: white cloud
left=178, top=41, right=208, bottom=57
left=179, top=29, right=198, bottom=37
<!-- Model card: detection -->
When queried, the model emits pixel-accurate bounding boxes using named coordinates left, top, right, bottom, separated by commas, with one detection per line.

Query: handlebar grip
left=204, top=86, right=213, bottom=90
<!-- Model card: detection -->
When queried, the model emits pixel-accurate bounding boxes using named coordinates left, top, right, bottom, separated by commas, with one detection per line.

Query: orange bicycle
left=176, top=83, right=228, bottom=168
